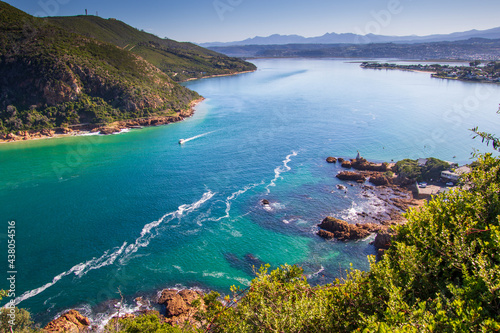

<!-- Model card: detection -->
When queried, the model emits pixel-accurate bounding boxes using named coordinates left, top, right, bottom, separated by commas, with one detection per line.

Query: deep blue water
left=1, top=58, right=499, bottom=327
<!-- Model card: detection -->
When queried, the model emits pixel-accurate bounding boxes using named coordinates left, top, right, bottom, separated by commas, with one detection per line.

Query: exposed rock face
left=351, top=158, right=389, bottom=172
left=336, top=171, right=366, bottom=182
left=317, top=217, right=371, bottom=241
left=99, top=127, right=121, bottom=135
left=374, top=230, right=393, bottom=250
left=317, top=229, right=335, bottom=239
left=44, top=310, right=90, bottom=333
left=369, top=176, right=389, bottom=186
left=341, top=160, right=352, bottom=168
left=326, top=157, right=337, bottom=163
left=158, top=289, right=204, bottom=326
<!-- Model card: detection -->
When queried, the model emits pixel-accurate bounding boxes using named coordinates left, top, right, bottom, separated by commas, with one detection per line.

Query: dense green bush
left=104, top=312, right=184, bottom=333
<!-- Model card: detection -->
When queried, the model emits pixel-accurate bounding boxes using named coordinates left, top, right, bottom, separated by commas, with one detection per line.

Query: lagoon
left=1, top=58, right=499, bottom=325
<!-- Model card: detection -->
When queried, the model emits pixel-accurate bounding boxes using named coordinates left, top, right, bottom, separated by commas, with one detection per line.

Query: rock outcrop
left=44, top=310, right=90, bottom=333
left=326, top=157, right=337, bottom=163
left=317, top=217, right=370, bottom=241
left=336, top=171, right=366, bottom=182
left=369, top=175, right=389, bottom=186
left=158, top=289, right=204, bottom=327
left=341, top=160, right=352, bottom=168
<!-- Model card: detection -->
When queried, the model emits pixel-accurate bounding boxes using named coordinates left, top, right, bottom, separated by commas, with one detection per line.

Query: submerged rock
left=44, top=310, right=90, bottom=333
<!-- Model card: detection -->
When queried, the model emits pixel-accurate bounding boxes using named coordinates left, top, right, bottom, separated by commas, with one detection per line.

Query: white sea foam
left=265, top=151, right=298, bottom=194
left=11, top=191, right=214, bottom=306
left=308, top=266, right=325, bottom=278
left=209, top=182, right=263, bottom=222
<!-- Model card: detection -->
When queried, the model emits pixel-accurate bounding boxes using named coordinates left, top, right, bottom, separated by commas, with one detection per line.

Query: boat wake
left=179, top=130, right=216, bottom=145
left=11, top=191, right=215, bottom=307
left=265, top=151, right=298, bottom=194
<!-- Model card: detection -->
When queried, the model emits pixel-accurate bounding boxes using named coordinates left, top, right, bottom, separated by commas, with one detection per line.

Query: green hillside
left=0, top=1, right=203, bottom=135
left=48, top=15, right=256, bottom=81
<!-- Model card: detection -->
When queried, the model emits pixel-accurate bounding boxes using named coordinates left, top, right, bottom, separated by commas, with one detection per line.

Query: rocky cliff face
left=43, top=310, right=90, bottom=333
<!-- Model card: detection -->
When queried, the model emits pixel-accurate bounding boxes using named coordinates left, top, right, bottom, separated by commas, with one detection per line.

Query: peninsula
left=361, top=61, right=500, bottom=84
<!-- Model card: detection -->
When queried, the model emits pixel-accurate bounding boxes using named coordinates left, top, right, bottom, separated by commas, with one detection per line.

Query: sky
left=5, top=0, right=500, bottom=43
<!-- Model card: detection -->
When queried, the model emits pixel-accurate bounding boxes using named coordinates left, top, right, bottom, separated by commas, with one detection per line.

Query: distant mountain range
left=200, top=27, right=500, bottom=47
left=208, top=38, right=500, bottom=60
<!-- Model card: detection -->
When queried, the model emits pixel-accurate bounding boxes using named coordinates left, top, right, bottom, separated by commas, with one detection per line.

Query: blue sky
left=6, top=0, right=500, bottom=43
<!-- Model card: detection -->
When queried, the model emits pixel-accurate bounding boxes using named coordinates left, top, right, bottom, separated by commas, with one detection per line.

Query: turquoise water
left=1, top=59, right=499, bottom=325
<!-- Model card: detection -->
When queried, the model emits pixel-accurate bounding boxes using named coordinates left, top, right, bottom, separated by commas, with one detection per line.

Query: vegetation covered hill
left=0, top=1, right=204, bottom=135
left=47, top=15, right=256, bottom=82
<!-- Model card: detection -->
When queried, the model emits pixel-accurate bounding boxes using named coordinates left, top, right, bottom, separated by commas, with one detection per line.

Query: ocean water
left=1, top=58, right=499, bottom=326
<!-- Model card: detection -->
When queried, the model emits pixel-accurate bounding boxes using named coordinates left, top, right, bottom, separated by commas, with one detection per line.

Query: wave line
left=265, top=151, right=298, bottom=194
left=11, top=191, right=215, bottom=306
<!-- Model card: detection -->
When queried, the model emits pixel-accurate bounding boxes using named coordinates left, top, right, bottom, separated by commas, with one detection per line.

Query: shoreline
left=0, top=98, right=205, bottom=144
left=184, top=69, right=256, bottom=81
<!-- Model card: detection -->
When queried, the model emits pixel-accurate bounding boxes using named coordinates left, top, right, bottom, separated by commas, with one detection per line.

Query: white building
left=441, top=166, right=471, bottom=182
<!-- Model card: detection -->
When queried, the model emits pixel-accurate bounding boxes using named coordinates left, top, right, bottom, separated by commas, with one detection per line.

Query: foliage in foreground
left=192, top=153, right=500, bottom=332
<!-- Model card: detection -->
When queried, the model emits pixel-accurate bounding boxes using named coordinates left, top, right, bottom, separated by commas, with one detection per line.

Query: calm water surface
left=1, top=59, right=499, bottom=325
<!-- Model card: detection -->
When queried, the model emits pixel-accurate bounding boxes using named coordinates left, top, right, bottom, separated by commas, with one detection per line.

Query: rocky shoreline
left=321, top=154, right=425, bottom=257
left=40, top=154, right=426, bottom=332
left=0, top=98, right=205, bottom=143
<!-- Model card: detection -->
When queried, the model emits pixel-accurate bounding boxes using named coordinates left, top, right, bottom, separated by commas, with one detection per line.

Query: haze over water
left=1, top=59, right=499, bottom=325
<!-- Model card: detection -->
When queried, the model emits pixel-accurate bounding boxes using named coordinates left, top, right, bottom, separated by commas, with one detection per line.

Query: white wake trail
left=179, top=130, right=217, bottom=144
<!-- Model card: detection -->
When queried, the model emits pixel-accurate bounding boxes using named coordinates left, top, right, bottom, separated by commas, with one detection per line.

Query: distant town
left=361, top=61, right=500, bottom=84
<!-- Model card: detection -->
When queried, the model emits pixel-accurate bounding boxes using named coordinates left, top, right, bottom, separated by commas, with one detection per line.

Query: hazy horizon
left=5, top=0, right=500, bottom=43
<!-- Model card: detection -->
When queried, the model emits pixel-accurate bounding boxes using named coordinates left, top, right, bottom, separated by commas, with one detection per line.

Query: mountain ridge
left=47, top=15, right=256, bottom=82
left=200, top=26, right=500, bottom=47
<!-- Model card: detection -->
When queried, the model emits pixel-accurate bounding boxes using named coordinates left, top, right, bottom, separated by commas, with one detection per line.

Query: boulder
left=337, top=158, right=345, bottom=163
left=317, top=216, right=370, bottom=241
left=158, top=289, right=204, bottom=326
left=326, top=157, right=337, bottom=163
left=99, top=127, right=121, bottom=135
left=317, top=229, right=335, bottom=239
left=373, top=230, right=392, bottom=250
left=44, top=310, right=90, bottom=333
left=369, top=176, right=389, bottom=186
left=341, top=160, right=352, bottom=168
left=336, top=171, right=366, bottom=182
left=261, top=199, right=270, bottom=205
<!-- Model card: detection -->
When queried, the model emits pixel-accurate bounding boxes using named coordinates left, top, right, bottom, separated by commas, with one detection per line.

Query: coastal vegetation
left=46, top=15, right=256, bottom=82
left=0, top=1, right=254, bottom=137
left=393, top=157, right=450, bottom=183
